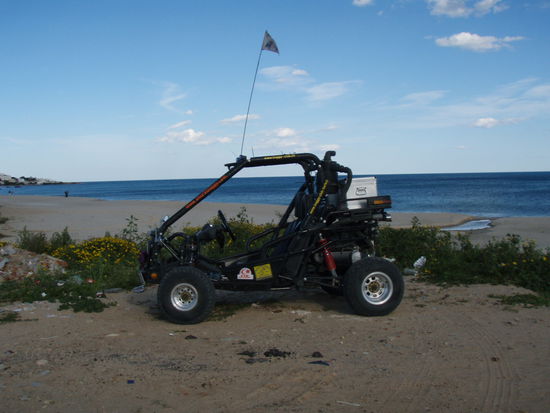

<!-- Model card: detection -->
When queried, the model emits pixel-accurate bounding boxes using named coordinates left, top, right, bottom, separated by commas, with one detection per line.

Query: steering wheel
left=217, top=210, right=236, bottom=241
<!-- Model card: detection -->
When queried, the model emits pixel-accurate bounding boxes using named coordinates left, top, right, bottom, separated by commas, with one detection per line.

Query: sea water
left=4, top=172, right=550, bottom=217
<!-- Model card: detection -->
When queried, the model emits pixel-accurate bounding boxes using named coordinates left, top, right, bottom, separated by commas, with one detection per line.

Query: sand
left=1, top=281, right=549, bottom=412
left=1, top=195, right=549, bottom=412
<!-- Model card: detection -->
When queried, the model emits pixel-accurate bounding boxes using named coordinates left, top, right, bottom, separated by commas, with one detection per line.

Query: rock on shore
left=0, top=173, right=63, bottom=186
left=0, top=244, right=67, bottom=282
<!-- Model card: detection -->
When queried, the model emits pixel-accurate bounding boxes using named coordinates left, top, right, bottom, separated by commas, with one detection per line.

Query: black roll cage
left=157, top=151, right=349, bottom=235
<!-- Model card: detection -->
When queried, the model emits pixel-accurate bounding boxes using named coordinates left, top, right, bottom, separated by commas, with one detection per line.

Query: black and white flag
left=261, top=31, right=279, bottom=54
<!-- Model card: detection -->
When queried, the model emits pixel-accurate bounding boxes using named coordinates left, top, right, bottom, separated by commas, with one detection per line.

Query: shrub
left=118, top=215, right=147, bottom=247
left=377, top=219, right=550, bottom=299
left=52, top=236, right=140, bottom=289
left=16, top=227, right=73, bottom=255
left=49, top=227, right=73, bottom=251
left=17, top=227, right=49, bottom=254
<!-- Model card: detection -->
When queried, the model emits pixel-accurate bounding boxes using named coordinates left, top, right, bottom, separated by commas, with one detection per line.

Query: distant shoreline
left=0, top=182, right=75, bottom=187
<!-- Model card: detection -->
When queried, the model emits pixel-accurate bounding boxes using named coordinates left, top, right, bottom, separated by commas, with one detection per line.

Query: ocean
left=3, top=172, right=550, bottom=218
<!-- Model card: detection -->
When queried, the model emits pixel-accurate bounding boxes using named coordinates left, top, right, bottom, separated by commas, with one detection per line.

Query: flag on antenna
left=261, top=31, right=279, bottom=54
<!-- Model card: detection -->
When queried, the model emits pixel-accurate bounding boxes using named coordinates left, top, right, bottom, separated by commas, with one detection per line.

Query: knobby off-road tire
left=157, top=266, right=215, bottom=324
left=344, top=257, right=404, bottom=316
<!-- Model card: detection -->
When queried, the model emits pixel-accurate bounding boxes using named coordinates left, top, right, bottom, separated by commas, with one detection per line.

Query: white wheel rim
left=361, top=271, right=393, bottom=305
left=170, top=282, right=198, bottom=311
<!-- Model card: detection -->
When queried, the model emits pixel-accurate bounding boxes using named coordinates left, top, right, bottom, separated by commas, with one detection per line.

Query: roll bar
left=158, top=151, right=349, bottom=234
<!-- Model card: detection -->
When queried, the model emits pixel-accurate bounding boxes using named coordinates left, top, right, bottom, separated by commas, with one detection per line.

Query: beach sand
left=1, top=195, right=549, bottom=412
left=1, top=195, right=550, bottom=248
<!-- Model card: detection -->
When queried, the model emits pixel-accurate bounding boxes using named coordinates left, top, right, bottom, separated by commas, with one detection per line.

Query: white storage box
left=345, top=177, right=378, bottom=210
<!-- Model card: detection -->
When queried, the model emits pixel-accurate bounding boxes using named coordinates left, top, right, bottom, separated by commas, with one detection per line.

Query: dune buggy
left=139, top=151, right=404, bottom=324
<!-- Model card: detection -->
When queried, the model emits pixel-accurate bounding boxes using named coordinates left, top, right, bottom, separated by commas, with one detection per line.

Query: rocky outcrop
left=0, top=244, right=67, bottom=282
left=0, top=173, right=63, bottom=186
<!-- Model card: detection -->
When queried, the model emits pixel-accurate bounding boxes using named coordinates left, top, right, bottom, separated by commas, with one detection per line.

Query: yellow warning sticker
left=254, top=264, right=273, bottom=280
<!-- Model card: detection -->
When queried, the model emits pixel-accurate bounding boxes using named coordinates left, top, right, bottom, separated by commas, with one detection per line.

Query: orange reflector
left=151, top=273, right=158, bottom=280
left=373, top=199, right=387, bottom=205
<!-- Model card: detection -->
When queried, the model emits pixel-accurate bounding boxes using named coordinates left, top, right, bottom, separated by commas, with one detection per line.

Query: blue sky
left=1, top=0, right=549, bottom=181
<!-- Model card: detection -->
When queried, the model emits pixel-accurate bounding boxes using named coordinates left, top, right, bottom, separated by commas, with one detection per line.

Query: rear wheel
left=344, top=257, right=404, bottom=316
left=157, top=266, right=215, bottom=324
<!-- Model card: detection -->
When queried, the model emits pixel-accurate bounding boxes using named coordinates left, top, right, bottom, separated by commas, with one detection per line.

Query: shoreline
left=1, top=195, right=550, bottom=248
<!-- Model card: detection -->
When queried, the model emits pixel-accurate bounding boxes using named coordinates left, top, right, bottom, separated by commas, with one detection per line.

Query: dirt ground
left=1, top=278, right=549, bottom=413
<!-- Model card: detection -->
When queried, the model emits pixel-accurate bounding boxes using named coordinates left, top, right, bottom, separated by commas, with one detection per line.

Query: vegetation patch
left=207, top=302, right=250, bottom=321
left=0, top=272, right=118, bottom=312
left=0, top=311, right=20, bottom=324
left=3, top=212, right=550, bottom=311
left=17, top=227, right=73, bottom=255
left=488, top=293, right=550, bottom=308
left=377, top=218, right=550, bottom=306
left=1, top=221, right=142, bottom=312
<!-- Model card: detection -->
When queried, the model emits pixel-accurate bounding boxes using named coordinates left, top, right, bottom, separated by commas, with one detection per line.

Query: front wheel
left=157, top=266, right=215, bottom=324
left=343, top=257, right=404, bottom=316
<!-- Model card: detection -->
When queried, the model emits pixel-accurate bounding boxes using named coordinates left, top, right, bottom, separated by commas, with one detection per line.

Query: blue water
left=3, top=172, right=550, bottom=217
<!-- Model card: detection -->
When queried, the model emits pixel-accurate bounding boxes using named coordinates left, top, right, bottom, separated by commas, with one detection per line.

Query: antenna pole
left=240, top=48, right=263, bottom=156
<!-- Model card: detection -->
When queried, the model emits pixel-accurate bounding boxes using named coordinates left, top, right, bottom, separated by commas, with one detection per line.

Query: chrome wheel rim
left=362, top=272, right=393, bottom=305
left=171, top=283, right=198, bottom=311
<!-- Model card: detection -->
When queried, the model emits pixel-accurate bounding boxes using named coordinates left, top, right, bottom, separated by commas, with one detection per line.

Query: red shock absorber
left=319, top=235, right=337, bottom=278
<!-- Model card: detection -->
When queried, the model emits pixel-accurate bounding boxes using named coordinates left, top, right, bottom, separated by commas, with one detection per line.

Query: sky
left=1, top=0, right=549, bottom=181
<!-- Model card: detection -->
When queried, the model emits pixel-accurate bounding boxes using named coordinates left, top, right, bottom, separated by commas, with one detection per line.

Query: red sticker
left=237, top=267, right=253, bottom=280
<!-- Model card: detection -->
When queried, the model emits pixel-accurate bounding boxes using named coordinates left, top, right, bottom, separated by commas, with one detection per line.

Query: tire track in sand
left=440, top=309, right=516, bottom=413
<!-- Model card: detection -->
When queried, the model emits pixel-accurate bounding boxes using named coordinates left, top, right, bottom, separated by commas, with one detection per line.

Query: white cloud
left=320, top=144, right=341, bottom=151
left=258, top=137, right=311, bottom=152
left=158, top=82, right=187, bottom=112
left=306, top=81, right=360, bottom=102
left=379, top=78, right=549, bottom=131
left=352, top=0, right=375, bottom=6
left=275, top=127, right=297, bottom=137
left=427, top=0, right=471, bottom=17
left=524, top=84, right=550, bottom=98
left=435, top=32, right=524, bottom=52
left=474, top=0, right=508, bottom=15
left=220, top=114, right=260, bottom=124
left=261, top=66, right=359, bottom=103
left=168, top=120, right=192, bottom=129
left=427, top=0, right=507, bottom=17
left=473, top=117, right=522, bottom=128
left=250, top=127, right=312, bottom=152
left=157, top=128, right=205, bottom=143
left=320, top=123, right=338, bottom=132
left=473, top=117, right=499, bottom=128
left=261, top=65, right=312, bottom=86
left=156, top=126, right=232, bottom=145
left=401, top=90, right=447, bottom=105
